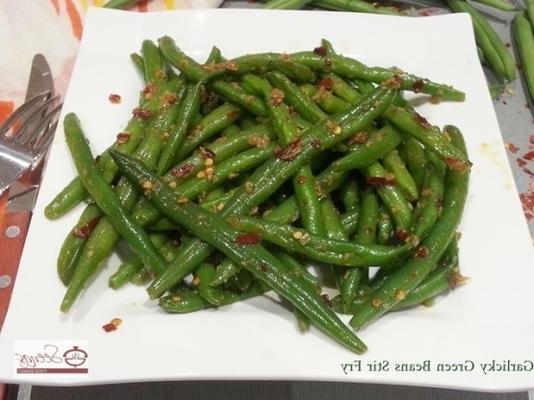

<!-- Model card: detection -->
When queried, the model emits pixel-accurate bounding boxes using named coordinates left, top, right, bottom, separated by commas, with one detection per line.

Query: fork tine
left=15, top=95, right=60, bottom=145
left=0, top=92, right=51, bottom=138
left=31, top=103, right=62, bottom=155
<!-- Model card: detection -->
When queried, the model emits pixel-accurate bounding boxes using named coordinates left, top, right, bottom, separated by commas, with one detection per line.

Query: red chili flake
left=116, top=132, right=130, bottom=144
left=313, top=46, right=327, bottom=57
left=383, top=74, right=403, bottom=89
left=102, top=323, right=117, bottom=333
left=227, top=110, right=240, bottom=120
left=132, top=107, right=151, bottom=120
left=367, top=176, right=395, bottom=186
left=517, top=157, right=528, bottom=167
left=523, top=168, right=534, bottom=177
left=108, top=94, right=121, bottom=104
left=199, top=146, right=216, bottom=160
left=171, top=163, right=194, bottom=178
left=72, top=217, right=100, bottom=238
left=505, top=142, right=519, bottom=153
left=419, top=10, right=431, bottom=16
left=413, top=112, right=432, bottom=129
left=235, top=233, right=262, bottom=246
left=524, top=151, right=534, bottom=161
left=525, top=213, right=534, bottom=221
left=163, top=92, right=177, bottom=106
left=529, top=135, right=534, bottom=144
left=397, top=229, right=409, bottom=241
left=318, top=78, right=334, bottom=91
left=412, top=80, right=425, bottom=93
left=275, top=139, right=302, bottom=161
left=415, top=246, right=429, bottom=258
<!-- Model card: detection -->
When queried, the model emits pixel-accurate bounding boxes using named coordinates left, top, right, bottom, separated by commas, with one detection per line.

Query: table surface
left=8, top=0, right=534, bottom=398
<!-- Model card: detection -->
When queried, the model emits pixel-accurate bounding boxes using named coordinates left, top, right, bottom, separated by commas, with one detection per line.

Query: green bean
left=300, top=83, right=351, bottom=114
left=383, top=149, right=419, bottom=202
left=103, top=0, right=145, bottom=9
left=212, top=81, right=267, bottom=116
left=352, top=79, right=375, bottom=95
left=340, top=179, right=359, bottom=212
left=350, top=126, right=469, bottom=330
left=196, top=264, right=241, bottom=306
left=130, top=53, right=145, bottom=76
left=209, top=258, right=240, bottom=287
left=175, top=144, right=278, bottom=200
left=112, top=151, right=367, bottom=353
left=157, top=82, right=203, bottom=175
left=447, top=0, right=516, bottom=81
left=266, top=71, right=326, bottom=123
left=230, top=269, right=254, bottom=292
left=159, top=289, right=211, bottom=313
left=61, top=114, right=168, bottom=312
left=173, top=103, right=243, bottom=164
left=470, top=0, right=516, bottom=10
left=45, top=78, right=183, bottom=220
left=142, top=40, right=166, bottom=84
left=410, top=164, right=445, bottom=241
left=264, top=0, right=312, bottom=8
left=364, top=161, right=412, bottom=230
left=206, top=46, right=222, bottom=64
left=228, top=216, right=409, bottom=267
left=399, top=136, right=426, bottom=191
left=108, top=233, right=167, bottom=289
left=356, top=189, right=378, bottom=244
left=165, top=124, right=274, bottom=186
left=383, top=105, right=470, bottom=172
left=291, top=52, right=465, bottom=101
left=147, top=86, right=394, bottom=299
left=332, top=125, right=402, bottom=172
left=160, top=36, right=317, bottom=83
left=56, top=205, right=101, bottom=286
left=324, top=73, right=362, bottom=103
left=513, top=12, right=534, bottom=102
left=274, top=250, right=320, bottom=290
left=243, top=74, right=300, bottom=146
left=527, top=0, right=534, bottom=29
left=293, top=166, right=326, bottom=235
left=340, top=208, right=359, bottom=237
left=377, top=206, right=394, bottom=245
left=311, top=0, right=402, bottom=15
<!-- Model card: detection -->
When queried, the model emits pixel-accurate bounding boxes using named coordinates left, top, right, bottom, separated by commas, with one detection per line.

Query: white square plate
left=1, top=8, right=534, bottom=392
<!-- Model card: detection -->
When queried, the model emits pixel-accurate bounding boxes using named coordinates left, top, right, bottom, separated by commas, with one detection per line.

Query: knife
left=0, top=54, right=56, bottom=329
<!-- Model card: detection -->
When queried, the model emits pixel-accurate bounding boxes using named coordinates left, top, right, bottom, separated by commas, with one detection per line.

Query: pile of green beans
left=47, top=38, right=470, bottom=353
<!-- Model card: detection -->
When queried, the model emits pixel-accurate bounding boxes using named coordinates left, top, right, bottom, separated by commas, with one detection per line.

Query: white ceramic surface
left=1, top=8, right=533, bottom=392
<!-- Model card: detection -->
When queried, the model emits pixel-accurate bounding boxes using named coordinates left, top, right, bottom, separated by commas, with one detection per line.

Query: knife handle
left=0, top=192, right=31, bottom=330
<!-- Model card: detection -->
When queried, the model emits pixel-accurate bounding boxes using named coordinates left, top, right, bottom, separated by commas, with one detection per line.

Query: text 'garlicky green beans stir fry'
left=47, top=38, right=471, bottom=353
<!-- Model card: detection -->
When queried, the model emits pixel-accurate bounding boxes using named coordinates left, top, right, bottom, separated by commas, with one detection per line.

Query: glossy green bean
left=311, top=0, right=402, bottom=15
left=61, top=114, right=168, bottom=312
left=340, top=208, right=359, bottom=237
left=147, top=86, right=394, bottom=299
left=340, top=179, right=359, bottom=212
left=291, top=51, right=465, bottom=101
left=364, top=161, right=412, bottom=230
left=383, top=105, right=470, bottom=172
left=112, top=151, right=367, bottom=353
left=349, top=126, right=469, bottom=329
left=264, top=0, right=312, bottom=8
left=300, top=83, right=351, bottom=114
left=513, top=12, right=534, bottom=102
left=383, top=149, right=419, bottom=202
left=356, top=189, right=378, bottom=244
left=332, top=125, right=402, bottom=172
left=142, top=40, right=166, bottom=84
left=228, top=216, right=409, bottom=267
left=266, top=71, right=326, bottom=123
left=157, top=82, right=203, bottom=175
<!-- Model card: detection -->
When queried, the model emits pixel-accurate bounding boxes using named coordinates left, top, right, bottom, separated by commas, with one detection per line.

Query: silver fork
left=0, top=92, right=61, bottom=195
